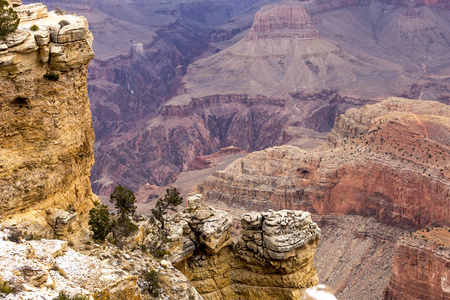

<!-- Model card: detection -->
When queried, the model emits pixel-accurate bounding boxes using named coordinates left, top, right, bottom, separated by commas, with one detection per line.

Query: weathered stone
left=384, top=233, right=450, bottom=300
left=168, top=195, right=320, bottom=299
left=15, top=3, right=48, bottom=22
left=0, top=5, right=96, bottom=237
left=39, top=45, right=49, bottom=62
left=187, top=194, right=202, bottom=212
left=5, top=30, right=29, bottom=48
left=20, top=266, right=48, bottom=287
left=33, top=29, right=50, bottom=46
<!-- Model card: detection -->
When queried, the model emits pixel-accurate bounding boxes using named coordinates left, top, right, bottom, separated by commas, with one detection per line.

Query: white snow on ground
left=0, top=230, right=131, bottom=300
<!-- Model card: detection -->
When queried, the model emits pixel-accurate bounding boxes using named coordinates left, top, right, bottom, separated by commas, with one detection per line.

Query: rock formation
left=198, top=97, right=450, bottom=229
left=0, top=1, right=96, bottom=238
left=0, top=229, right=142, bottom=300
left=86, top=0, right=450, bottom=199
left=384, top=229, right=450, bottom=300
left=195, top=97, right=450, bottom=298
left=164, top=194, right=321, bottom=299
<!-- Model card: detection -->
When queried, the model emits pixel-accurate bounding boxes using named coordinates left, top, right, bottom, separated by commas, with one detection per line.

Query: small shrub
left=7, top=228, right=22, bottom=244
left=53, top=291, right=88, bottom=300
left=109, top=185, right=136, bottom=219
left=142, top=270, right=160, bottom=298
left=0, top=278, right=12, bottom=295
left=44, top=72, right=59, bottom=81
left=30, top=24, right=39, bottom=31
left=59, top=20, right=70, bottom=27
left=152, top=188, right=183, bottom=230
left=54, top=6, right=66, bottom=15
left=112, top=216, right=138, bottom=239
left=89, top=203, right=115, bottom=241
left=0, top=0, right=20, bottom=40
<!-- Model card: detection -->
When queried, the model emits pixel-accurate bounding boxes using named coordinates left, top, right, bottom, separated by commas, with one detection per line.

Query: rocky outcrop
left=0, top=2, right=96, bottom=238
left=165, top=195, right=320, bottom=299
left=198, top=98, right=450, bottom=229
left=0, top=229, right=141, bottom=300
left=384, top=231, right=450, bottom=300
left=246, top=3, right=319, bottom=41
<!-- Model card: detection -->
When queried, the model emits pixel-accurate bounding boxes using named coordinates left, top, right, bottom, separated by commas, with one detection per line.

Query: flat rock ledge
left=1, top=0, right=94, bottom=77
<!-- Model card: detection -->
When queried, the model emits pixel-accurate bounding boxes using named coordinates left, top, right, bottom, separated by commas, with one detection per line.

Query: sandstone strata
left=165, top=194, right=320, bottom=299
left=198, top=98, right=450, bottom=229
left=0, top=2, right=96, bottom=237
left=384, top=233, right=450, bottom=300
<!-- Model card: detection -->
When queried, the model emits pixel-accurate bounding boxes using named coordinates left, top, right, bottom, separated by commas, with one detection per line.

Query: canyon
left=87, top=0, right=450, bottom=200
left=196, top=97, right=450, bottom=299
left=0, top=0, right=96, bottom=238
left=1, top=0, right=450, bottom=299
left=28, top=0, right=450, bottom=201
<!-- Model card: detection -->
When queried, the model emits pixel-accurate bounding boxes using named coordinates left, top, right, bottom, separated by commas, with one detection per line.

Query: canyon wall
left=198, top=98, right=450, bottom=229
left=384, top=232, right=450, bottom=300
left=163, top=195, right=320, bottom=300
left=196, top=97, right=449, bottom=298
left=92, top=89, right=367, bottom=198
left=0, top=2, right=96, bottom=237
left=88, top=0, right=450, bottom=199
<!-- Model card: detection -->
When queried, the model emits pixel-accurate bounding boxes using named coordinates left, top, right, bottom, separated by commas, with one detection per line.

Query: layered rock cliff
left=0, top=1, right=96, bottom=238
left=88, top=0, right=450, bottom=199
left=384, top=229, right=450, bottom=300
left=198, top=97, right=450, bottom=229
left=196, top=97, right=450, bottom=298
left=160, top=195, right=321, bottom=300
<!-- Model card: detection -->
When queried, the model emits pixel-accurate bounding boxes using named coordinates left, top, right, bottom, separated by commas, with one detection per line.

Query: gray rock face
left=241, top=210, right=321, bottom=260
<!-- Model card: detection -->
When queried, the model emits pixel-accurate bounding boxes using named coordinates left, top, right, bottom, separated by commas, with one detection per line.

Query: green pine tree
left=0, top=0, right=19, bottom=40
left=151, top=188, right=183, bottom=230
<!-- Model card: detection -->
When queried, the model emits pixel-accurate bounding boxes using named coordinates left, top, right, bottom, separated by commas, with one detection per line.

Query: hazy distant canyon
left=28, top=0, right=450, bottom=201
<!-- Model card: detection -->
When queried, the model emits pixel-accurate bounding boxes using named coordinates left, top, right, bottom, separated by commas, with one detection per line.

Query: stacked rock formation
left=166, top=194, right=321, bottom=300
left=0, top=0, right=96, bottom=238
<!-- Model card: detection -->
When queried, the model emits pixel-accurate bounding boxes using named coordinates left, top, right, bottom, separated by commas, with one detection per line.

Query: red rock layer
left=246, top=3, right=319, bottom=41
left=198, top=98, right=450, bottom=229
left=384, top=237, right=450, bottom=300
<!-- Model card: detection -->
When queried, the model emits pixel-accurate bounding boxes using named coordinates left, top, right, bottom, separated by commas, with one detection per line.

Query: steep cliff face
left=0, top=2, right=96, bottom=237
left=163, top=195, right=320, bottom=300
left=384, top=231, right=450, bottom=300
left=198, top=98, right=450, bottom=229
left=313, top=214, right=407, bottom=300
